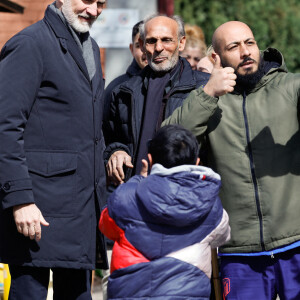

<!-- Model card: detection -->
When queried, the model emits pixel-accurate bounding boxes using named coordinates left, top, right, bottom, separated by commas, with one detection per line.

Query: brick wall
left=0, top=0, right=50, bottom=49
left=0, top=0, right=106, bottom=74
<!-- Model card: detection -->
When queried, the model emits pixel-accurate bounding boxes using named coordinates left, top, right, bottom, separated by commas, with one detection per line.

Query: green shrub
left=175, top=0, right=300, bottom=72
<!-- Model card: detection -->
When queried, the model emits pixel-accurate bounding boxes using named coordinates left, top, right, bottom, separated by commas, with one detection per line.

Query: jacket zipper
left=130, top=93, right=136, bottom=156
left=242, top=91, right=265, bottom=251
left=125, top=93, right=135, bottom=181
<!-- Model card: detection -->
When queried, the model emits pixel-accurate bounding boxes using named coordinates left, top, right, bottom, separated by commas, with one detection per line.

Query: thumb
left=40, top=213, right=49, bottom=226
left=140, top=159, right=148, bottom=177
left=213, top=53, right=223, bottom=69
left=124, top=156, right=134, bottom=168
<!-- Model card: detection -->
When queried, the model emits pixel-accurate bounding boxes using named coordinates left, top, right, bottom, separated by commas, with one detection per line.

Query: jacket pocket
left=26, top=150, right=77, bottom=177
left=25, top=150, right=78, bottom=217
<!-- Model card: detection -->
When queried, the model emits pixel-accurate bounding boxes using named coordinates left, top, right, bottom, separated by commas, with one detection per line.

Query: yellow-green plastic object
left=3, top=264, right=10, bottom=300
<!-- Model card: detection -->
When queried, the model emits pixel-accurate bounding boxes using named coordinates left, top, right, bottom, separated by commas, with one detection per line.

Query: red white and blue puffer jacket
left=99, top=164, right=230, bottom=300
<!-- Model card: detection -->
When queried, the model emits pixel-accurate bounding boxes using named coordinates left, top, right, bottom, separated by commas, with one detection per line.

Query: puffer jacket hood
left=99, top=164, right=230, bottom=300
left=136, top=164, right=221, bottom=227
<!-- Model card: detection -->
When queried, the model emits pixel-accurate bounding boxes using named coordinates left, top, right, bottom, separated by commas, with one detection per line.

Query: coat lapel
left=44, top=6, right=90, bottom=83
left=66, top=38, right=90, bottom=82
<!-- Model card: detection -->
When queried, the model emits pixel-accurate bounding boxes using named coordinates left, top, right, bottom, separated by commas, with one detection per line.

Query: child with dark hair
left=147, top=124, right=200, bottom=168
left=99, top=125, right=230, bottom=300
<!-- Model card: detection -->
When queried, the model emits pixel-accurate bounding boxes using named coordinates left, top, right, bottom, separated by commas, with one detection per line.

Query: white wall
left=105, top=0, right=157, bottom=86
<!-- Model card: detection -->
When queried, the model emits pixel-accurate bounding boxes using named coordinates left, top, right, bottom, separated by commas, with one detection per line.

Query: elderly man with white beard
left=0, top=1, right=107, bottom=299
left=104, top=14, right=210, bottom=185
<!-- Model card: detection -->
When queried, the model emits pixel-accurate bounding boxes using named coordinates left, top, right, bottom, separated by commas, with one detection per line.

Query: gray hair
left=139, top=14, right=185, bottom=43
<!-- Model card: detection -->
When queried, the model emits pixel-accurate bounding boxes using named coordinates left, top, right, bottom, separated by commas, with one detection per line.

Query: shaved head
left=211, top=21, right=260, bottom=80
left=212, top=21, right=254, bottom=54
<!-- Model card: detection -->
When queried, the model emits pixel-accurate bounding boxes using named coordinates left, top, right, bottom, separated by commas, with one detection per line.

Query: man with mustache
left=0, top=0, right=107, bottom=299
left=104, top=14, right=209, bottom=185
left=163, top=20, right=300, bottom=299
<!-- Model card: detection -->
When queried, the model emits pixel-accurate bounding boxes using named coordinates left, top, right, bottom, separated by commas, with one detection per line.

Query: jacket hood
left=259, top=48, right=287, bottom=79
left=263, top=48, right=287, bottom=72
left=136, top=164, right=221, bottom=227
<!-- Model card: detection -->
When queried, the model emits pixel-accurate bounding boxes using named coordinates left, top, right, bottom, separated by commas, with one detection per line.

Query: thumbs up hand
left=203, top=54, right=237, bottom=97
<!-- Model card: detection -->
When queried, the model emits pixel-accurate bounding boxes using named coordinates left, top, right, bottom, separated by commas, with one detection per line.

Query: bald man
left=163, top=21, right=300, bottom=299
left=104, top=14, right=209, bottom=185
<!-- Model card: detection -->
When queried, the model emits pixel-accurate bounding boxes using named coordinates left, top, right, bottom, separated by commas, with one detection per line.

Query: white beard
left=147, top=43, right=180, bottom=72
left=148, top=53, right=179, bottom=72
left=62, top=0, right=95, bottom=33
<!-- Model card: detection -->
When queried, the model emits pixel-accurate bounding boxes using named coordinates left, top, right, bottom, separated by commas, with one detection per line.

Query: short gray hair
left=139, top=14, right=185, bottom=43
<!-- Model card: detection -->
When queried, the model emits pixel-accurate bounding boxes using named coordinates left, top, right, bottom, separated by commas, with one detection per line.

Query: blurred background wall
left=0, top=0, right=175, bottom=86
left=1, top=0, right=299, bottom=76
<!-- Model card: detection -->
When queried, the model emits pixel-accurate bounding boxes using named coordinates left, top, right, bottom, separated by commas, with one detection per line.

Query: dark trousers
left=8, top=265, right=92, bottom=300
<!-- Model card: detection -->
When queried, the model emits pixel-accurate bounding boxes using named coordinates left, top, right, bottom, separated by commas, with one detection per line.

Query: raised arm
left=162, top=54, right=236, bottom=140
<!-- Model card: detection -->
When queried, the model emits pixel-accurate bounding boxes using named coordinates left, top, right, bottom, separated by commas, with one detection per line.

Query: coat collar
left=44, top=5, right=91, bottom=83
left=126, top=59, right=142, bottom=77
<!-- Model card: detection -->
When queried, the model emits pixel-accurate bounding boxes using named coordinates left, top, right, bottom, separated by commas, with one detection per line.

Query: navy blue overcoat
left=0, top=6, right=107, bottom=269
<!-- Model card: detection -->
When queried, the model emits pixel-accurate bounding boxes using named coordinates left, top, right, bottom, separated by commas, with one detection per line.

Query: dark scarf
left=134, top=61, right=181, bottom=174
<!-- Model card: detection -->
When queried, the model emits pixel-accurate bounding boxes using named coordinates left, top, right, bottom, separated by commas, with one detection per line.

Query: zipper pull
left=271, top=252, right=274, bottom=259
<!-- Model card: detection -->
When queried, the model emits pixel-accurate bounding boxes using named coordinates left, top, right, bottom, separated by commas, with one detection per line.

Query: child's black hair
left=147, top=125, right=199, bottom=168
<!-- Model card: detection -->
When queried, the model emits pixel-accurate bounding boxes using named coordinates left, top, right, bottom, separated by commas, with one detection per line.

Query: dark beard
left=235, top=56, right=265, bottom=91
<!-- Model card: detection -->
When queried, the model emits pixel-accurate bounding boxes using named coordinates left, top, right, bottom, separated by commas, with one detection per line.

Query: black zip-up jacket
left=103, top=57, right=209, bottom=180
left=103, top=59, right=142, bottom=122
